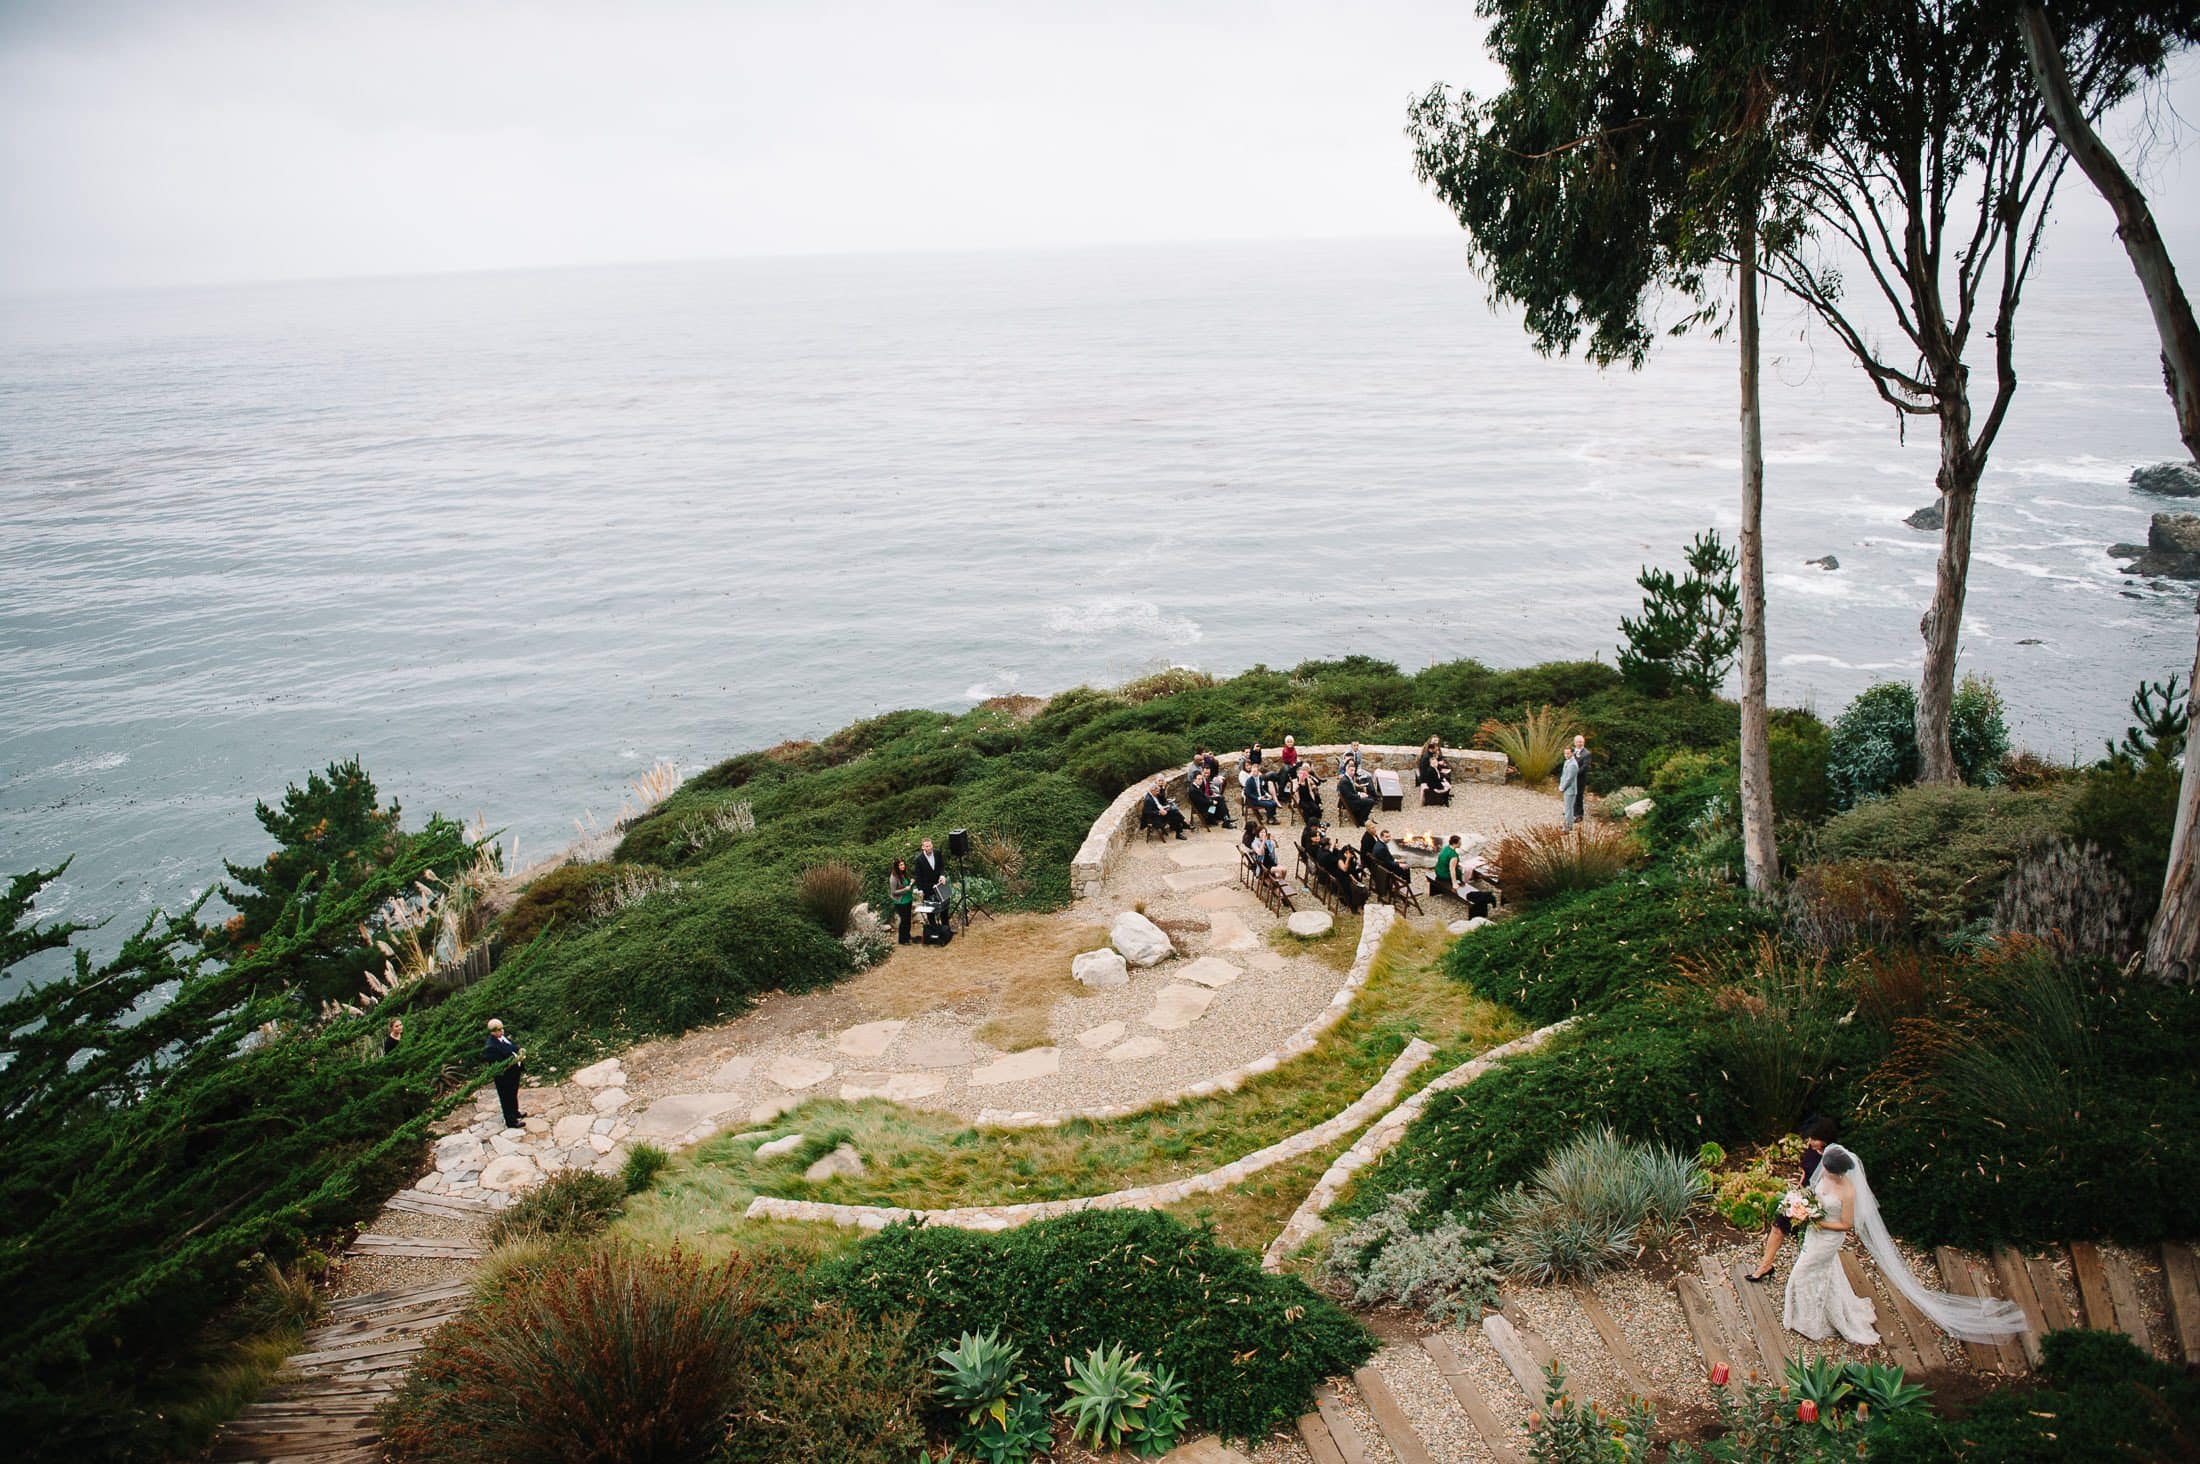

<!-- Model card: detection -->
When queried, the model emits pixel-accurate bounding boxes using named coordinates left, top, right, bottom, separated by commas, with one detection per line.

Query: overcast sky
left=2, top=0, right=2196, bottom=295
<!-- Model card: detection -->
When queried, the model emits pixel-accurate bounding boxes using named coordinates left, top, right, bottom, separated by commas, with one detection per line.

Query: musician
left=911, top=837, right=948, bottom=896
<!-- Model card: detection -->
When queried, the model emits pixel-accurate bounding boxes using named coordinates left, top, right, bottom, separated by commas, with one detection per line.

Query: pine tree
left=1617, top=531, right=1742, bottom=698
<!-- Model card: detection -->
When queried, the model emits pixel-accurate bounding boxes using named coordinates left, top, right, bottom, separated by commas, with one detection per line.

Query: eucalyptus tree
left=1408, top=0, right=1835, bottom=891
left=2016, top=0, right=2200, bottom=978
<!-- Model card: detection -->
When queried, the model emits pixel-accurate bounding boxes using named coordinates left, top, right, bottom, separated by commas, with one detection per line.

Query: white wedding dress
left=1782, top=1190, right=1880, bottom=1343
left=1782, top=1146, right=2027, bottom=1348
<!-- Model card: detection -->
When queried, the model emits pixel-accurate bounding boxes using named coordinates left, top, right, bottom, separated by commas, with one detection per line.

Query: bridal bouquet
left=1780, top=1188, right=1825, bottom=1232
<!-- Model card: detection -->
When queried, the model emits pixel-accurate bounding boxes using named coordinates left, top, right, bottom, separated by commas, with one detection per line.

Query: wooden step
left=1311, top=1386, right=1379, bottom=1464
left=1673, top=1276, right=1745, bottom=1399
left=2024, top=1253, right=2075, bottom=1332
left=2162, top=1242, right=2200, bottom=1365
left=1295, top=1412, right=1350, bottom=1464
left=385, top=1190, right=496, bottom=1219
left=349, top=1234, right=486, bottom=1260
left=2069, top=1242, right=2117, bottom=1333
left=325, top=1281, right=475, bottom=1320
left=1694, top=1258, right=1765, bottom=1381
left=1933, top=1248, right=2026, bottom=1374
left=1839, top=1251, right=1931, bottom=1377
left=1724, top=1260, right=1791, bottom=1377
left=1990, top=1248, right=2051, bottom=1366
left=1157, top=1438, right=1251, bottom=1464
left=1569, top=1282, right=1657, bottom=1403
left=1481, top=1312, right=1556, bottom=1405
left=1352, top=1365, right=1439, bottom=1464
left=1421, top=1332, right=1525, bottom=1464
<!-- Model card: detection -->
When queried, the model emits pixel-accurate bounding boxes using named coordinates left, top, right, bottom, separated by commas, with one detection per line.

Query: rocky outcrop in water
left=2110, top=512, right=2200, bottom=579
left=2131, top=461, right=2200, bottom=498
left=1905, top=500, right=1944, bottom=531
left=1806, top=554, right=1840, bottom=571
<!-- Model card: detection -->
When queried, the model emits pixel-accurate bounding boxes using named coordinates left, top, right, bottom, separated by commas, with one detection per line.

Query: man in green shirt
left=1433, top=834, right=1463, bottom=896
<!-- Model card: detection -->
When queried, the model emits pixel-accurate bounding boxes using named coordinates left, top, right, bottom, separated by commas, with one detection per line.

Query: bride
left=1784, top=1145, right=2026, bottom=1346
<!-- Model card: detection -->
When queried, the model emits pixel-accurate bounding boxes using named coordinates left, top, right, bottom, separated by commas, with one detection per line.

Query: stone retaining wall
left=742, top=1037, right=1438, bottom=1233
left=1069, top=743, right=1511, bottom=900
left=1261, top=1015, right=1577, bottom=1269
left=974, top=902, right=1401, bottom=1129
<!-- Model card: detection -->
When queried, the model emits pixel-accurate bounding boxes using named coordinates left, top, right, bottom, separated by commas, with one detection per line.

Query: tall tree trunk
left=1916, top=382, right=1978, bottom=785
left=2018, top=3, right=2200, bottom=980
left=1737, top=204, right=1778, bottom=892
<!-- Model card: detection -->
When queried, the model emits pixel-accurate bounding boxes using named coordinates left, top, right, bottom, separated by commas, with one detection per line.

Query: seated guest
left=1339, top=740, right=1365, bottom=777
left=1279, top=735, right=1300, bottom=778
left=1242, top=818, right=1265, bottom=856
left=1332, top=848, right=1369, bottom=910
left=1293, top=766, right=1324, bottom=825
left=1338, top=764, right=1377, bottom=825
left=1416, top=736, right=1453, bottom=798
left=1366, top=827, right=1408, bottom=881
left=1189, top=769, right=1235, bottom=827
left=1432, top=834, right=1465, bottom=896
left=1142, top=779, right=1190, bottom=839
left=1241, top=765, right=1280, bottom=817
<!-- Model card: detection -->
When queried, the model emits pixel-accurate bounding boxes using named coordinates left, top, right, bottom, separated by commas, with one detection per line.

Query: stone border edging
left=743, top=1036, right=1439, bottom=1232
left=1070, top=743, right=1511, bottom=900
left=1260, top=1016, right=1578, bottom=1270
left=974, top=903, right=1401, bottom=1129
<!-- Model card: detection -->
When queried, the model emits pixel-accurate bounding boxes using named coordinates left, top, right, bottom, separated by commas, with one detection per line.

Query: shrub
left=1872, top=1330, right=2194, bottom=1462
left=2067, top=753, right=2180, bottom=920
left=809, top=1209, right=1373, bottom=1441
left=718, top=1303, right=928, bottom=1464
left=487, top=1169, right=626, bottom=1247
left=1120, top=667, right=1218, bottom=703
left=1616, top=529, right=1741, bottom=697
left=1768, top=709, right=1835, bottom=825
left=1805, top=783, right=2077, bottom=939
left=1057, top=1343, right=1158, bottom=1453
left=1781, top=860, right=1909, bottom=952
left=1672, top=936, right=1851, bottom=1138
left=1487, top=1127, right=1705, bottom=1282
left=229, top=1260, right=327, bottom=1338
left=1827, top=681, right=1919, bottom=808
left=1064, top=730, right=1178, bottom=798
left=1991, top=838, right=2141, bottom=965
left=1949, top=674, right=2011, bottom=785
left=497, top=861, right=630, bottom=948
left=1477, top=705, right=1576, bottom=786
left=795, top=861, right=865, bottom=937
left=932, top=1329, right=1050, bottom=1464
left=1491, top=823, right=1644, bottom=902
left=621, top=1143, right=670, bottom=1194
left=841, top=904, right=893, bottom=969
left=1319, top=1188, right=1500, bottom=1323
left=1527, top=1365, right=1657, bottom=1462
left=1706, top=1135, right=1807, bottom=1232
left=381, top=1245, right=794, bottom=1464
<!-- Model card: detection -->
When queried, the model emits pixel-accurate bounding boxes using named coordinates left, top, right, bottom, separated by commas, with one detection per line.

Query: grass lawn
left=613, top=922, right=1518, bottom=1254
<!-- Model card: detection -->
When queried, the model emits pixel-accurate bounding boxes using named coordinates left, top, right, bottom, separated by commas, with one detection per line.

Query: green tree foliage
left=1828, top=677, right=2007, bottom=808
left=2106, top=672, right=2188, bottom=768
left=1618, top=531, right=1742, bottom=697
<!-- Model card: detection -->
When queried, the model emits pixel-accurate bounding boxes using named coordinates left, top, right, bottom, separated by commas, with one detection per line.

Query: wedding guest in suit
left=888, top=858, right=916, bottom=944
left=1366, top=827, right=1408, bottom=882
left=1189, top=768, right=1234, bottom=827
left=1561, top=734, right=1592, bottom=830
left=1338, top=764, right=1377, bottom=825
left=484, top=1018, right=525, bottom=1128
left=1143, top=779, right=1190, bottom=838
left=1241, top=765, right=1280, bottom=818
left=912, top=837, right=948, bottom=895
left=1340, top=741, right=1365, bottom=777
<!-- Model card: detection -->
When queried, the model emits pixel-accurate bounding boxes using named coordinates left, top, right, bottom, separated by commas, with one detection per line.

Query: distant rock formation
left=1905, top=500, right=1944, bottom=531
left=1806, top=554, right=1841, bottom=570
left=2109, top=512, right=2200, bottom=579
left=2131, top=462, right=2200, bottom=498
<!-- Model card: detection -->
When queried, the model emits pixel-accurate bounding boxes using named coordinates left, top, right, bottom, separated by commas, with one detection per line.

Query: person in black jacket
left=1338, top=765, right=1377, bottom=826
left=911, top=838, right=948, bottom=896
left=1143, top=780, right=1190, bottom=838
left=1293, top=767, right=1324, bottom=826
left=484, top=1018, right=525, bottom=1128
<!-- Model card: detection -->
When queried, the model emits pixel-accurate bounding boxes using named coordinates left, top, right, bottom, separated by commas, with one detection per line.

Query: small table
left=1375, top=770, right=1404, bottom=811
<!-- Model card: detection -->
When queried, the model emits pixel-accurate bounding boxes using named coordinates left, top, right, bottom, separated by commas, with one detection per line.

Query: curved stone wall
left=1069, top=742, right=1511, bottom=900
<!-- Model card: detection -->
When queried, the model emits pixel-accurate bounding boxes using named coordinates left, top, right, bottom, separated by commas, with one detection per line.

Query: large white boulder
left=1286, top=909, right=1335, bottom=939
left=1110, top=910, right=1174, bottom=967
left=479, top=1153, right=542, bottom=1193
left=1072, top=947, right=1131, bottom=988
left=803, top=1142, right=867, bottom=1182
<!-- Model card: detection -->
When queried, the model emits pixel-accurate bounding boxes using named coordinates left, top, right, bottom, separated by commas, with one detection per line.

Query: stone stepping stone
left=898, top=1032, right=976, bottom=1069
left=1167, top=841, right=1242, bottom=868
left=1163, top=868, right=1233, bottom=892
left=1075, top=1020, right=1128, bottom=1050
left=1189, top=886, right=1259, bottom=911
left=710, top=1054, right=757, bottom=1086
left=1206, top=911, right=1259, bottom=952
left=969, top=1047, right=1061, bottom=1086
left=1177, top=956, right=1242, bottom=988
left=552, top=1114, right=595, bottom=1147
left=590, top=1087, right=632, bottom=1113
left=836, top=1019, right=906, bottom=1060
left=1286, top=909, right=1334, bottom=938
left=756, top=1133, right=806, bottom=1158
left=571, top=1057, right=625, bottom=1088
left=1106, top=1035, right=1168, bottom=1063
left=479, top=1154, right=541, bottom=1193
left=1245, top=949, right=1286, bottom=973
left=839, top=1071, right=948, bottom=1102
left=1143, top=984, right=1215, bottom=1031
left=630, top=1091, right=745, bottom=1140
left=433, top=1133, right=484, bottom=1172
left=764, top=1054, right=836, bottom=1090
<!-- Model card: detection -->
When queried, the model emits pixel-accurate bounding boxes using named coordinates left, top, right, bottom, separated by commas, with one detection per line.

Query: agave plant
left=1128, top=1362, right=1190, bottom=1459
left=933, top=1330, right=1025, bottom=1430
left=1785, top=1355, right=1855, bottom=1414
left=1843, top=1359, right=1929, bottom=1419
left=1057, top=1342, right=1154, bottom=1451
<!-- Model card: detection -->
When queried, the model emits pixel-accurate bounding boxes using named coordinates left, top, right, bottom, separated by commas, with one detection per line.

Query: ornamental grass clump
left=485, top=1169, right=626, bottom=1247
left=796, top=861, right=865, bottom=937
left=1476, top=705, right=1574, bottom=786
left=1490, top=1127, right=1705, bottom=1283
left=1492, top=823, right=1642, bottom=901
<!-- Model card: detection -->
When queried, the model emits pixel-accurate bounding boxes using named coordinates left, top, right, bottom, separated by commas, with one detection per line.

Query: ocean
left=2, top=236, right=2193, bottom=944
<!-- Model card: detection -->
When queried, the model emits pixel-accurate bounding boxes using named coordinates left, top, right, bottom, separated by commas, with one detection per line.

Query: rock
left=479, top=1154, right=542, bottom=1193
left=552, top=1114, right=595, bottom=1148
left=1244, top=949, right=1286, bottom=972
left=756, top=1133, right=807, bottom=1158
left=840, top=1071, right=948, bottom=1102
left=415, top=1171, right=446, bottom=1194
left=2017, top=638, right=2043, bottom=646
left=1105, top=1035, right=1168, bottom=1063
left=1109, top=911, right=1174, bottom=967
left=1285, top=909, right=1334, bottom=938
left=587, top=1133, right=616, bottom=1155
left=1071, top=948, right=1131, bottom=989
left=2132, top=461, right=2200, bottom=497
left=591, top=1116, right=615, bottom=1135
left=1206, top=910, right=1258, bottom=952
left=1142, top=984, right=1215, bottom=1031
left=1177, top=955, right=1242, bottom=988
left=836, top=1019, right=906, bottom=1060
left=1467, top=916, right=1492, bottom=930
left=897, top=1033, right=974, bottom=1069
left=630, top=1092, right=745, bottom=1140
left=571, top=1058, right=625, bottom=1089
left=969, top=1047, right=1062, bottom=1086
left=434, top=1133, right=485, bottom=1172
left=802, top=1142, right=866, bottom=1182
left=2111, top=512, right=2200, bottom=578
left=1805, top=554, right=1841, bottom=570
left=748, top=1097, right=798, bottom=1125
left=2155, top=512, right=2200, bottom=555
left=1076, top=1020, right=1127, bottom=1049
left=1623, top=797, right=1656, bottom=819
left=1447, top=919, right=1472, bottom=936
left=1189, top=885, right=1258, bottom=911
left=763, top=1054, right=836, bottom=1090
left=489, top=1133, right=524, bottom=1157
left=709, top=1054, right=757, bottom=1086
left=1905, top=500, right=1944, bottom=531
left=590, top=1086, right=632, bottom=1113
left=1166, top=841, right=1241, bottom=868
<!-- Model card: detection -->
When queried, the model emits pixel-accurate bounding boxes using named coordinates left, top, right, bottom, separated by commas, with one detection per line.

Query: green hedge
left=1803, top=783, right=2076, bottom=937
left=1874, top=1330, right=2199, bottom=1461
left=808, top=1210, right=1374, bottom=1442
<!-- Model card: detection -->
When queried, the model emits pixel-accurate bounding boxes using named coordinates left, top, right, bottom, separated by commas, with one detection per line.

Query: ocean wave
left=1780, top=652, right=1915, bottom=672
left=1041, top=597, right=1203, bottom=647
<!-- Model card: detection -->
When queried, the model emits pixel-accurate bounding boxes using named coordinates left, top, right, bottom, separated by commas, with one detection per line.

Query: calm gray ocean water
left=2, top=237, right=2193, bottom=941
